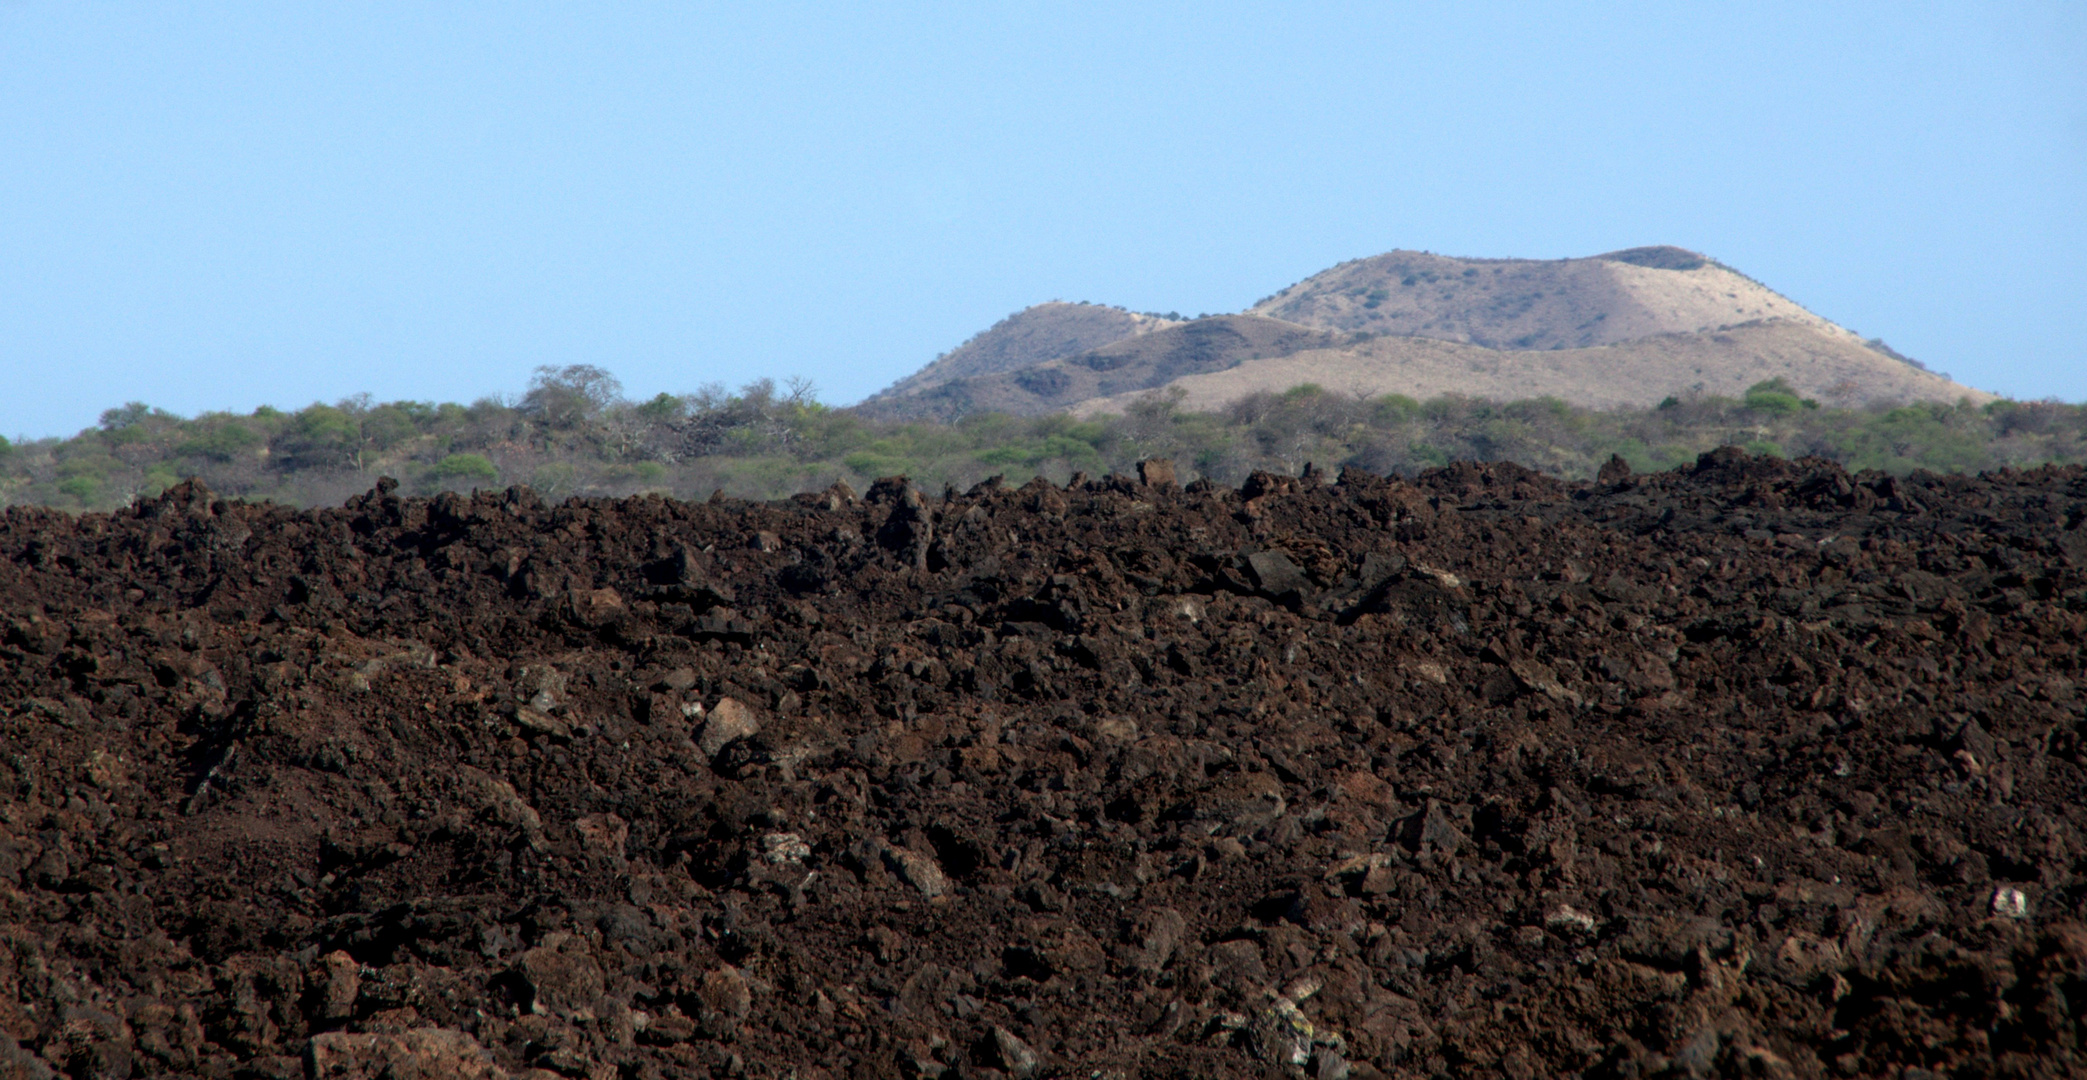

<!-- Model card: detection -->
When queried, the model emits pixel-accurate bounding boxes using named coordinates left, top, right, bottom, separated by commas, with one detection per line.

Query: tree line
left=3, top=365, right=2082, bottom=511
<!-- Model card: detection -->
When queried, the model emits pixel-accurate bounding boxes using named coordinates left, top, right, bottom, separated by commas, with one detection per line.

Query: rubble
left=0, top=456, right=2082, bottom=1076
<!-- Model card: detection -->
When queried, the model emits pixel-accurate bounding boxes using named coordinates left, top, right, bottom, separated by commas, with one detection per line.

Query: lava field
left=3, top=451, right=2086, bottom=1079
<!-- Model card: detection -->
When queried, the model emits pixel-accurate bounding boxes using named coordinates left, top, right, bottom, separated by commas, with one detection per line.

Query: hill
left=864, top=246, right=1989, bottom=419
left=1072, top=319, right=1991, bottom=417
left=1246, top=245, right=1865, bottom=350
left=865, top=301, right=1179, bottom=403
left=855, top=314, right=1338, bottom=421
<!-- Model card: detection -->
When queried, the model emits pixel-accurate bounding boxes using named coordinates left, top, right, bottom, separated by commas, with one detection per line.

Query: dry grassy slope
left=867, top=302, right=1179, bottom=402
left=855, top=315, right=1338, bottom=421
left=1069, top=320, right=1994, bottom=417
left=1248, top=246, right=1866, bottom=351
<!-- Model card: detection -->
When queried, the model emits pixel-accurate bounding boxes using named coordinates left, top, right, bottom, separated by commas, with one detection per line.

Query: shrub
left=276, top=405, right=362, bottom=470
left=1742, top=378, right=1815, bottom=415
left=362, top=405, right=420, bottom=450
left=143, top=465, right=180, bottom=496
left=426, top=453, right=499, bottom=488
left=634, top=393, right=686, bottom=423
left=843, top=450, right=903, bottom=476
left=101, top=402, right=170, bottom=430
left=175, top=420, right=262, bottom=462
left=529, top=463, right=577, bottom=498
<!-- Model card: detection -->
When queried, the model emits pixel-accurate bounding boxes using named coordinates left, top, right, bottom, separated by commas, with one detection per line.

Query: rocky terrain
left=2, top=454, right=2085, bottom=1079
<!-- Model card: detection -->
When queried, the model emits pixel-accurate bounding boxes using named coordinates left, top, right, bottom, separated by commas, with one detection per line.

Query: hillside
left=1072, top=319, right=1992, bottom=417
left=1246, top=245, right=1866, bottom=350
left=866, top=301, right=1179, bottom=403
left=855, top=314, right=1338, bottom=421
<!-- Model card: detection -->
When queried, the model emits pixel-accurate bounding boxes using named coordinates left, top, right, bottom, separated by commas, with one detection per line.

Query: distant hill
left=1071, top=320, right=1992, bottom=417
left=1247, top=246, right=1862, bottom=350
left=866, top=302, right=1178, bottom=404
left=856, top=315, right=1337, bottom=421
left=863, top=246, right=1989, bottom=419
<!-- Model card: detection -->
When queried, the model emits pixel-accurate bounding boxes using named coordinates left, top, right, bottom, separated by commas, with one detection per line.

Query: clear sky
left=3, top=2, right=2082, bottom=439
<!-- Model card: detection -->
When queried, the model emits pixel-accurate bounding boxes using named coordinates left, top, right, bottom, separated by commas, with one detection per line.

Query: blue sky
left=3, top=2, right=2082, bottom=438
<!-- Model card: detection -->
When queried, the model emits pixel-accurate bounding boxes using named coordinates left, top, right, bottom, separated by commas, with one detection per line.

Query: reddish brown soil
left=3, top=452, right=2086, bottom=1080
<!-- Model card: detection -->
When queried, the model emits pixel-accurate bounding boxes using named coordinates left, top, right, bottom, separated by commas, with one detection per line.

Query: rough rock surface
left=1, top=454, right=2085, bottom=1078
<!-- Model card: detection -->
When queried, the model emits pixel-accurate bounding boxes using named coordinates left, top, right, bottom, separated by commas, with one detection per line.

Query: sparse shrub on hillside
left=530, top=463, right=579, bottom=499
left=423, top=453, right=500, bottom=492
left=1742, top=378, right=1818, bottom=414
left=360, top=403, right=424, bottom=450
left=276, top=404, right=364, bottom=471
left=99, top=402, right=180, bottom=435
left=55, top=459, right=104, bottom=502
left=634, top=392, right=688, bottom=423
left=174, top=416, right=265, bottom=462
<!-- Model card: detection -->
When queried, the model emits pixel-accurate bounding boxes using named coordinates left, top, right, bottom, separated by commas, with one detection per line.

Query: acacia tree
left=521, top=365, right=624, bottom=430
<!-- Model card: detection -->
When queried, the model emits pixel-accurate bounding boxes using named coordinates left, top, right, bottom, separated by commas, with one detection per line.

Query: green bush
left=599, top=461, right=667, bottom=486
left=56, top=454, right=114, bottom=485
left=277, top=405, right=361, bottom=469
left=634, top=393, right=686, bottom=423
left=1742, top=378, right=1816, bottom=415
left=362, top=405, right=420, bottom=450
left=98, top=401, right=177, bottom=432
left=175, top=419, right=262, bottom=462
left=843, top=450, right=904, bottom=477
left=143, top=465, right=181, bottom=496
left=1410, top=443, right=1450, bottom=468
left=426, top=453, right=499, bottom=488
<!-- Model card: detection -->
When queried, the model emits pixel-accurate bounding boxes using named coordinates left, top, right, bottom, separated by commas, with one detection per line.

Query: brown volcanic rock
left=1, top=463, right=2085, bottom=1077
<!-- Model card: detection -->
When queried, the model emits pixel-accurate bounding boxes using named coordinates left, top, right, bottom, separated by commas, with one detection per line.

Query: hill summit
left=867, top=302, right=1179, bottom=404
left=1247, top=246, right=1861, bottom=350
